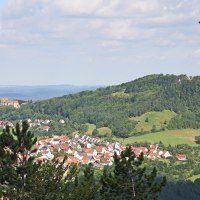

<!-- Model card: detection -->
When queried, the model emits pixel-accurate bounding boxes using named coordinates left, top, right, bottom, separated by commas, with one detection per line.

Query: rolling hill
left=1, top=74, right=200, bottom=139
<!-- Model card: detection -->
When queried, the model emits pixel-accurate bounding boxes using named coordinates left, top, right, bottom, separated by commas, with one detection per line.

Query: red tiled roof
left=67, top=157, right=79, bottom=165
left=176, top=154, right=187, bottom=160
left=56, top=156, right=66, bottom=161
left=131, top=147, right=148, bottom=155
left=83, top=148, right=95, bottom=154
left=93, top=155, right=100, bottom=160
left=41, top=126, right=50, bottom=129
left=42, top=150, right=50, bottom=155
left=53, top=144, right=61, bottom=149
left=45, top=138, right=53, bottom=142
left=60, top=144, right=69, bottom=150
left=35, top=157, right=46, bottom=162
left=82, top=156, right=89, bottom=164
left=60, top=135, right=70, bottom=141
left=95, top=146, right=106, bottom=152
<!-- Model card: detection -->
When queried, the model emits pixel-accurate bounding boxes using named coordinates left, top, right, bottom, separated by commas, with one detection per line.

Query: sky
left=0, top=0, right=200, bottom=86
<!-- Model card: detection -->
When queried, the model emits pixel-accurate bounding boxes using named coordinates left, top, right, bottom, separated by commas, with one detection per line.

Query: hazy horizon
left=0, top=73, right=198, bottom=87
left=0, top=84, right=104, bottom=87
left=0, top=84, right=101, bottom=100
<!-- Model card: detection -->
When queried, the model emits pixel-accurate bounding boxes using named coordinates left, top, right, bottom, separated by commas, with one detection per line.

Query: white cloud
left=0, top=43, right=15, bottom=49
left=155, top=39, right=175, bottom=46
left=50, top=0, right=102, bottom=16
left=96, top=0, right=160, bottom=17
left=0, top=1, right=196, bottom=55
left=100, top=20, right=156, bottom=40
left=0, top=0, right=199, bottom=56
left=193, top=49, right=200, bottom=57
left=170, top=32, right=186, bottom=40
left=45, top=0, right=160, bottom=17
left=98, top=40, right=124, bottom=50
left=0, top=0, right=199, bottom=85
left=148, top=13, right=188, bottom=25
left=1, top=0, right=162, bottom=19
left=2, top=0, right=44, bottom=18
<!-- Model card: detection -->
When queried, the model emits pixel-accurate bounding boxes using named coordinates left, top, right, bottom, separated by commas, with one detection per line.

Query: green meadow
left=130, top=110, right=177, bottom=132
left=114, top=129, right=200, bottom=146
left=85, top=123, right=96, bottom=131
left=97, top=127, right=112, bottom=137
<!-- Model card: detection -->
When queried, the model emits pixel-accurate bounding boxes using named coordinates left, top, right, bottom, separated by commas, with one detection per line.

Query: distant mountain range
left=0, top=85, right=101, bottom=101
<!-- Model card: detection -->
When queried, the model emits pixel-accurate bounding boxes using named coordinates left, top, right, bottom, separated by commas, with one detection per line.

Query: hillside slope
left=1, top=74, right=200, bottom=137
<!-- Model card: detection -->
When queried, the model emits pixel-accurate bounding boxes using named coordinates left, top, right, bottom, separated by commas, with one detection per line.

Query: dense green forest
left=1, top=74, right=200, bottom=137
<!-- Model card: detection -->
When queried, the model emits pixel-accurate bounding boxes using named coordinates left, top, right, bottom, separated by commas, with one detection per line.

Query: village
left=32, top=133, right=187, bottom=166
left=0, top=118, right=187, bottom=166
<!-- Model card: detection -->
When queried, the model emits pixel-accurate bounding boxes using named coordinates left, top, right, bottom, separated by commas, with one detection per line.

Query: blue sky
left=0, top=0, right=6, bottom=7
left=0, top=0, right=200, bottom=85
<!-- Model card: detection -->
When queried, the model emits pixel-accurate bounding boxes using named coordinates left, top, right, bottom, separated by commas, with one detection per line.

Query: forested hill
left=1, top=74, right=200, bottom=137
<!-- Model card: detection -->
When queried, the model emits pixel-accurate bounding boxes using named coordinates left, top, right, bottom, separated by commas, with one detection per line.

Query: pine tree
left=100, top=147, right=166, bottom=200
left=0, top=120, right=39, bottom=199
left=0, top=121, right=99, bottom=200
left=69, top=163, right=100, bottom=200
left=31, top=159, right=78, bottom=200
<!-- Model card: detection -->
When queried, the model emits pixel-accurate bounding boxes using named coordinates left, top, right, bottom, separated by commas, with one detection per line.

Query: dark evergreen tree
left=31, top=160, right=78, bottom=200
left=92, top=129, right=99, bottom=136
left=195, top=136, right=200, bottom=144
left=0, top=121, right=96, bottom=200
left=100, top=147, right=166, bottom=200
left=151, top=125, right=157, bottom=133
left=69, top=163, right=100, bottom=200
left=0, top=120, right=39, bottom=199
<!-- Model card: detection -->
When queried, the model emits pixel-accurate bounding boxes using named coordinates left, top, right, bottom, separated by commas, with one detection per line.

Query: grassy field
left=97, top=127, right=112, bottom=137
left=130, top=110, right=177, bottom=132
left=85, top=123, right=96, bottom=131
left=84, top=123, right=96, bottom=135
left=85, top=126, right=112, bottom=137
left=188, top=174, right=200, bottom=182
left=111, top=90, right=129, bottom=98
left=114, top=129, right=200, bottom=146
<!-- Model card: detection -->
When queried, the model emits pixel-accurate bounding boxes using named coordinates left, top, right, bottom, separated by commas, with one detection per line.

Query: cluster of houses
left=0, top=118, right=187, bottom=164
left=32, top=134, right=187, bottom=166
left=0, top=98, right=20, bottom=108
left=0, top=120, right=14, bottom=128
left=27, top=118, right=65, bottom=131
left=0, top=118, right=65, bottom=132
left=33, top=134, right=113, bottom=166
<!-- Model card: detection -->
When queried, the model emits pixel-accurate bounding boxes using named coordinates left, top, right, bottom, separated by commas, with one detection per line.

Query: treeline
left=168, top=111, right=200, bottom=129
left=1, top=74, right=200, bottom=137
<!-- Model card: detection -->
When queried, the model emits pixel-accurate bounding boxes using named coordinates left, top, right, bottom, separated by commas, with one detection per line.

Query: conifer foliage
left=69, top=163, right=100, bottom=200
left=0, top=120, right=39, bottom=199
left=100, top=147, right=166, bottom=200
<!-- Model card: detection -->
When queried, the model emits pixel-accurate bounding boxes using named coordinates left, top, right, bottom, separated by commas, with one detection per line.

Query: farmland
left=114, top=129, right=200, bottom=146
